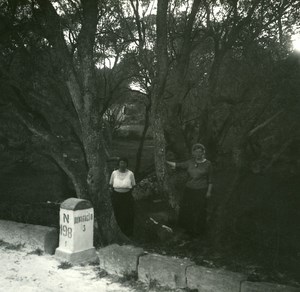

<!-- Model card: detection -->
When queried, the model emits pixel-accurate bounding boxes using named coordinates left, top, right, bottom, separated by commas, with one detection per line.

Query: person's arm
left=206, top=163, right=213, bottom=198
left=166, top=161, right=176, bottom=169
left=130, top=172, right=136, bottom=189
left=206, top=183, right=213, bottom=198
left=166, top=160, right=189, bottom=170
left=109, top=172, right=114, bottom=192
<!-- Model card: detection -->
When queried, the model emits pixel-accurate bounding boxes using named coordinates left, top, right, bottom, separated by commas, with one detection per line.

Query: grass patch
left=79, top=259, right=99, bottom=267
left=119, top=271, right=138, bottom=282
left=0, top=239, right=8, bottom=247
left=27, top=248, right=43, bottom=256
left=58, top=261, right=72, bottom=269
left=5, top=243, right=25, bottom=250
left=88, top=259, right=100, bottom=266
left=0, top=240, right=25, bottom=251
left=115, top=271, right=177, bottom=292
left=147, top=279, right=172, bottom=291
left=95, top=267, right=108, bottom=278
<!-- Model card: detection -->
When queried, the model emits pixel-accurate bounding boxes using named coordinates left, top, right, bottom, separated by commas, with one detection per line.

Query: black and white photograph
left=0, top=0, right=299, bottom=291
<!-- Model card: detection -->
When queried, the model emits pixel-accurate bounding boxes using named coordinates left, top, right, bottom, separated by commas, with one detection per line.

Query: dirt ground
left=0, top=244, right=135, bottom=292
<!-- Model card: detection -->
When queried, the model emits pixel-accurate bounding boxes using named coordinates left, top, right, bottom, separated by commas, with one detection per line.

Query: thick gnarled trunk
left=34, top=0, right=125, bottom=245
left=164, top=102, right=189, bottom=160
left=82, top=117, right=126, bottom=245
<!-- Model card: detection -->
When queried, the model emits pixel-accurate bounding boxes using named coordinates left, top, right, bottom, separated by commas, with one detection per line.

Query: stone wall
left=98, top=244, right=300, bottom=292
left=0, top=218, right=299, bottom=291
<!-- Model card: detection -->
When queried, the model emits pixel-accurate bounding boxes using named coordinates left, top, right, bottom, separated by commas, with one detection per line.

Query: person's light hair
left=192, top=143, right=206, bottom=153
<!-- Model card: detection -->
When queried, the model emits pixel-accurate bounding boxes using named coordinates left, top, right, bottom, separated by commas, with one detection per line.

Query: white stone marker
left=55, top=198, right=97, bottom=264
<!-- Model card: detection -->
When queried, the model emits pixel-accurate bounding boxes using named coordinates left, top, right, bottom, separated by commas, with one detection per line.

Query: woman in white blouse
left=109, top=157, right=136, bottom=237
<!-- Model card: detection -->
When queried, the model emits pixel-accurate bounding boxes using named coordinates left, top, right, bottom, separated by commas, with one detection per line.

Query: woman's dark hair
left=118, top=157, right=128, bottom=166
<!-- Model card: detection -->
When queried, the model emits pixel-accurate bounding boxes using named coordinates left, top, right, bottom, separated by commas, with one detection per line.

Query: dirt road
left=0, top=245, right=135, bottom=292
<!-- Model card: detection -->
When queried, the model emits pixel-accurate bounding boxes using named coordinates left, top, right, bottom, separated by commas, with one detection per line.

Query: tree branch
left=35, top=0, right=84, bottom=114
left=248, top=110, right=284, bottom=137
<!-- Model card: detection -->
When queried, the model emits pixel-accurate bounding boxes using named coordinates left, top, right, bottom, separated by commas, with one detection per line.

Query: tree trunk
left=198, top=51, right=226, bottom=159
left=163, top=0, right=201, bottom=160
left=82, top=121, right=127, bottom=245
left=151, top=0, right=170, bottom=200
left=164, top=102, right=189, bottom=160
left=35, top=0, right=127, bottom=244
left=211, top=143, right=248, bottom=249
left=135, top=103, right=151, bottom=178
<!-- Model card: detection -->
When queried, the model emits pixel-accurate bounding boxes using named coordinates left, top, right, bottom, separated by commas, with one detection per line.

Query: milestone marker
left=55, top=198, right=97, bottom=264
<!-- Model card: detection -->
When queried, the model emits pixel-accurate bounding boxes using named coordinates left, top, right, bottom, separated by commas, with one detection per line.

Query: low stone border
left=1, top=217, right=298, bottom=292
left=241, top=281, right=300, bottom=292
left=98, top=244, right=144, bottom=276
left=97, top=244, right=300, bottom=292
left=186, top=265, right=246, bottom=292
left=0, top=220, right=58, bottom=254
left=138, top=253, right=194, bottom=289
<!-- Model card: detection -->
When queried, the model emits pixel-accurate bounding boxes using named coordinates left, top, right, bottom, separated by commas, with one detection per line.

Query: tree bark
left=35, top=0, right=126, bottom=244
left=135, top=102, right=151, bottom=178
left=151, top=0, right=170, bottom=197
left=163, top=0, right=201, bottom=159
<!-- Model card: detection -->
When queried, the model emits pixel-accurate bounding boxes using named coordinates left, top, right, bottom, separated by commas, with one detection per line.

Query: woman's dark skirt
left=178, top=187, right=207, bottom=236
left=111, top=190, right=134, bottom=237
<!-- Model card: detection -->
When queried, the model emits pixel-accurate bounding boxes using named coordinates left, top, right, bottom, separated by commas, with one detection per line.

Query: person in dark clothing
left=166, top=143, right=213, bottom=236
left=109, top=157, right=136, bottom=237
